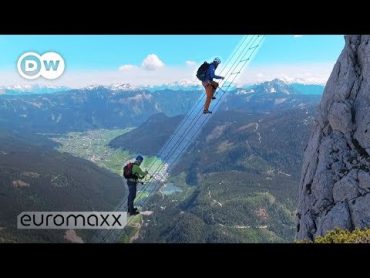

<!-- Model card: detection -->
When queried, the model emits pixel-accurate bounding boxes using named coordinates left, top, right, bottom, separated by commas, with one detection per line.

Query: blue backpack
left=196, top=62, right=210, bottom=81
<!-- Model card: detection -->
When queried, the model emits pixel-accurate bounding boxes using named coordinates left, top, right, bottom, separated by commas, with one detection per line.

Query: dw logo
left=17, top=52, right=65, bottom=80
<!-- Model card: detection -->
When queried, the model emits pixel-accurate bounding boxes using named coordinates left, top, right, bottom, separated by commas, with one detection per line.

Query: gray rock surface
left=297, top=35, right=370, bottom=241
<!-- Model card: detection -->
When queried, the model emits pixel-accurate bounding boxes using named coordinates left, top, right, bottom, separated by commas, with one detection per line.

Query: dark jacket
left=205, top=62, right=222, bottom=81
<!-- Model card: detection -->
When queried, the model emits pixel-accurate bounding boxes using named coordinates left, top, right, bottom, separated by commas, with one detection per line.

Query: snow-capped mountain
left=238, top=79, right=324, bottom=95
left=0, top=79, right=324, bottom=97
left=0, top=85, right=70, bottom=95
left=81, top=81, right=203, bottom=92
left=240, top=79, right=297, bottom=95
left=82, top=83, right=138, bottom=91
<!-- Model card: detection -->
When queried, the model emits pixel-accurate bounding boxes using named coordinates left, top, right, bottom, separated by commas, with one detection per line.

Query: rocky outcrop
left=297, top=35, right=370, bottom=241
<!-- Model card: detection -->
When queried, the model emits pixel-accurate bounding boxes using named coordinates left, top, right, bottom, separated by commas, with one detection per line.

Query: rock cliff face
left=297, top=35, right=370, bottom=240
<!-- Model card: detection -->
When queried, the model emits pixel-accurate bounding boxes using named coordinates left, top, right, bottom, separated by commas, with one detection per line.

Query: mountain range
left=0, top=79, right=323, bottom=95
left=0, top=85, right=70, bottom=95
left=0, top=79, right=322, bottom=134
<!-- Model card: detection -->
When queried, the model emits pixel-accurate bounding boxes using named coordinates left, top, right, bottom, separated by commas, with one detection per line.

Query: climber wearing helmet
left=125, top=155, right=148, bottom=215
left=202, top=57, right=224, bottom=114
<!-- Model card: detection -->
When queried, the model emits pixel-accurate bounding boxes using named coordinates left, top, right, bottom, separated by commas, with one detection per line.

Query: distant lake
left=161, top=183, right=182, bottom=195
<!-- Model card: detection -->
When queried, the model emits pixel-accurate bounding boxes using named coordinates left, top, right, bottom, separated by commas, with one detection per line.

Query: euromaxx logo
left=17, top=51, right=65, bottom=80
left=17, top=211, right=127, bottom=229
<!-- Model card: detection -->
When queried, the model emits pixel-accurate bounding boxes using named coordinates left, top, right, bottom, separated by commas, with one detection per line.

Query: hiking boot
left=203, top=110, right=212, bottom=114
left=128, top=210, right=140, bottom=216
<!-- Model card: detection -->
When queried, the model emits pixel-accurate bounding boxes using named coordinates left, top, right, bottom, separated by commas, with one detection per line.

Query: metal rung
left=239, top=58, right=250, bottom=62
left=231, top=71, right=241, bottom=75
left=248, top=45, right=259, bottom=50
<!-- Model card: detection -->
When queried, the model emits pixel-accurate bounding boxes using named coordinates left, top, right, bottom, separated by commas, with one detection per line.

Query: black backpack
left=196, top=62, right=210, bottom=81
left=123, top=162, right=136, bottom=179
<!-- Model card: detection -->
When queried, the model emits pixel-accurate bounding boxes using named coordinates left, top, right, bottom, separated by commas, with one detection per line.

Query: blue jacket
left=205, top=62, right=222, bottom=82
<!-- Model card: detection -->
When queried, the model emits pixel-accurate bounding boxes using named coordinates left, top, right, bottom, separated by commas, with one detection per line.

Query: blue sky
left=0, top=35, right=344, bottom=87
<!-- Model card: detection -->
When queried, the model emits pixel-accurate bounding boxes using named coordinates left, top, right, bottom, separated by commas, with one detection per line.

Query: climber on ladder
left=123, top=155, right=151, bottom=216
left=196, top=57, right=225, bottom=114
